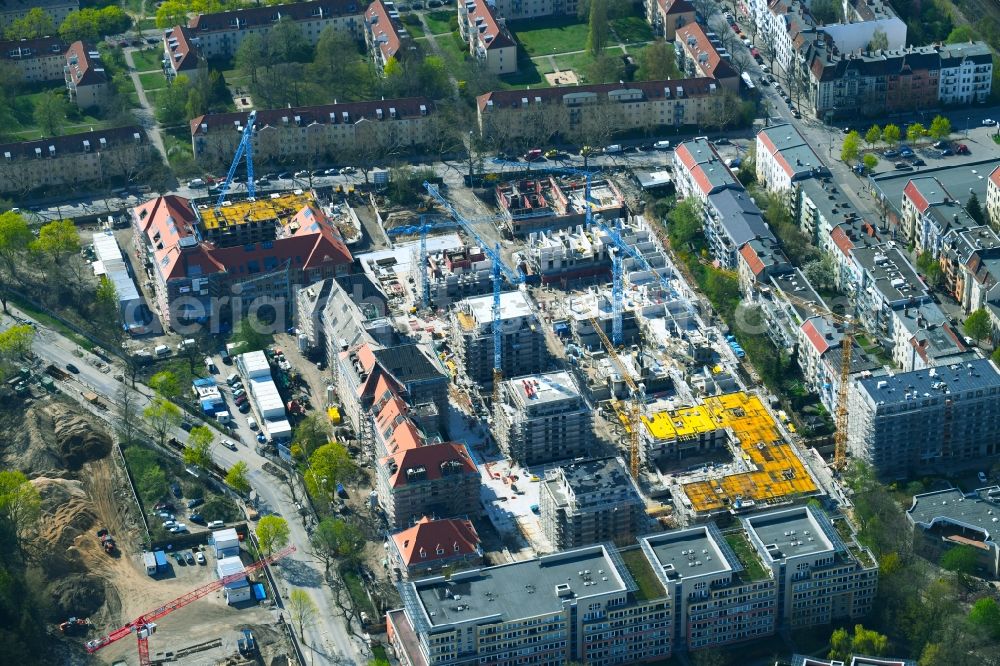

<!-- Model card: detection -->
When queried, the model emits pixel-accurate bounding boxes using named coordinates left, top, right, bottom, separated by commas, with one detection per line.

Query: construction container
left=327, top=406, right=342, bottom=424
left=154, top=550, right=168, bottom=571
left=143, top=552, right=157, bottom=576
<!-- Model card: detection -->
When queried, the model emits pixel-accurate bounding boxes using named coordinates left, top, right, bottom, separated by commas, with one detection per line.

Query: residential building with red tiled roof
left=796, top=316, right=879, bottom=413
left=476, top=77, right=722, bottom=143
left=190, top=97, right=436, bottom=168
left=650, top=0, right=695, bottom=40
left=376, top=442, right=480, bottom=528
left=675, top=23, right=738, bottom=91
left=0, top=126, right=150, bottom=196
left=64, top=41, right=111, bottom=109
left=987, top=165, right=1000, bottom=230
left=487, top=0, right=577, bottom=20
left=364, top=0, right=415, bottom=72
left=163, top=26, right=202, bottom=81
left=755, top=123, right=827, bottom=192
left=389, top=516, right=483, bottom=578
left=458, top=0, right=516, bottom=75
left=187, top=0, right=363, bottom=59
left=129, top=193, right=353, bottom=332
left=0, top=36, right=68, bottom=82
left=737, top=237, right=791, bottom=296
left=901, top=176, right=979, bottom=257
left=671, top=137, right=741, bottom=203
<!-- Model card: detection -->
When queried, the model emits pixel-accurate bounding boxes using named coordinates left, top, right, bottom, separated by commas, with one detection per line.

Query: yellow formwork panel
left=455, top=311, right=476, bottom=331
left=199, top=192, right=315, bottom=230
left=660, top=391, right=818, bottom=513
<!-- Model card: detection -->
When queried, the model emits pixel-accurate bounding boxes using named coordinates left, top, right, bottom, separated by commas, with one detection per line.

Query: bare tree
left=102, top=140, right=153, bottom=185
left=288, top=589, right=319, bottom=643
left=571, top=100, right=618, bottom=155
left=115, top=383, right=141, bottom=447
left=690, top=0, right=718, bottom=21
left=757, top=21, right=780, bottom=70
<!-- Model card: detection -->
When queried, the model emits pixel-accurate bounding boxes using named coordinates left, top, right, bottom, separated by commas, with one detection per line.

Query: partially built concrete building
left=494, top=370, right=593, bottom=465
left=495, top=174, right=625, bottom=236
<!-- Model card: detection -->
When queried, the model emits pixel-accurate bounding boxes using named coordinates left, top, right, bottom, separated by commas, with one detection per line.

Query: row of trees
left=841, top=116, right=953, bottom=165
left=5, top=6, right=131, bottom=43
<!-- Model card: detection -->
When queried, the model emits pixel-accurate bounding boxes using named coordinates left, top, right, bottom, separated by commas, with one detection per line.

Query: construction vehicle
left=86, top=545, right=294, bottom=665
left=81, top=391, right=106, bottom=410
left=59, top=617, right=90, bottom=635
left=45, top=364, right=70, bottom=380
left=96, top=528, right=116, bottom=555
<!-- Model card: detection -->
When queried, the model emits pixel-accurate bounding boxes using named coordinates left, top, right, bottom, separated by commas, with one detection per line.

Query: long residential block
left=0, top=36, right=68, bottom=82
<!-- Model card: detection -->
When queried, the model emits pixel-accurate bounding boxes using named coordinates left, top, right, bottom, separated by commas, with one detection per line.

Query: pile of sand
left=3, top=401, right=111, bottom=476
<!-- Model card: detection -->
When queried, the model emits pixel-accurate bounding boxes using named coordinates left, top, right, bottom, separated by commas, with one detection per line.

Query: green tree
left=311, top=517, right=365, bottom=573
left=183, top=425, right=214, bottom=468
left=829, top=624, right=889, bottom=662
left=907, top=123, right=926, bottom=145
left=916, top=250, right=943, bottom=287
left=929, top=115, right=952, bottom=140
left=867, top=28, right=889, bottom=51
left=4, top=8, right=55, bottom=39
left=149, top=370, right=181, bottom=399
left=666, top=198, right=704, bottom=248
left=863, top=153, right=879, bottom=173
left=963, top=308, right=992, bottom=345
left=0, top=324, right=34, bottom=360
left=288, top=588, right=318, bottom=642
left=882, top=123, right=901, bottom=146
left=156, top=74, right=192, bottom=125
left=804, top=255, right=836, bottom=291
left=33, top=90, right=66, bottom=137
left=256, top=514, right=290, bottom=556
left=155, top=0, right=189, bottom=29
left=0, top=470, right=41, bottom=556
left=304, top=442, right=356, bottom=506
left=587, top=52, right=624, bottom=83
left=946, top=25, right=976, bottom=43
left=143, top=396, right=182, bottom=446
left=992, top=347, right=1000, bottom=366
left=225, top=460, right=251, bottom=494
left=291, top=411, right=331, bottom=458
left=966, top=191, right=985, bottom=224
left=810, top=0, right=841, bottom=23
left=637, top=40, right=680, bottom=80
left=969, top=597, right=1000, bottom=639
left=941, top=544, right=980, bottom=576
left=586, top=0, right=609, bottom=57
left=841, top=130, right=861, bottom=163
left=229, top=314, right=273, bottom=354
left=32, top=218, right=80, bottom=268
left=865, top=125, right=881, bottom=148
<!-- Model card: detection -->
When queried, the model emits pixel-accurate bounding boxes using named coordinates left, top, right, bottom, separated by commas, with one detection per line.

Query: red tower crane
left=86, top=545, right=296, bottom=665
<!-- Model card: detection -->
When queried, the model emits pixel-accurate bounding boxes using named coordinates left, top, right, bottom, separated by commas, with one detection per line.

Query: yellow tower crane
left=591, top=318, right=643, bottom=479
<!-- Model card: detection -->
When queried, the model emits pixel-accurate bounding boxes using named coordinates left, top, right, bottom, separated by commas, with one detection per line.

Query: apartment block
left=0, top=36, right=67, bottom=82
left=846, top=358, right=1000, bottom=478
left=190, top=98, right=436, bottom=168
left=450, top=290, right=548, bottom=387
left=387, top=506, right=876, bottom=665
left=376, top=441, right=480, bottom=528
left=797, top=316, right=880, bottom=417
left=387, top=544, right=673, bottom=666
left=162, top=26, right=202, bottom=81
left=186, top=0, right=363, bottom=59
left=901, top=176, right=980, bottom=257
left=365, top=0, right=414, bottom=72
left=908, top=486, right=1000, bottom=579
left=938, top=41, right=994, bottom=105
left=422, top=245, right=493, bottom=307
left=846, top=245, right=929, bottom=340
left=458, top=0, right=517, bottom=75
left=755, top=124, right=827, bottom=193
left=494, top=370, right=593, bottom=466
left=737, top=237, right=792, bottom=297
left=294, top=273, right=394, bottom=363
left=476, top=78, right=722, bottom=143
left=648, top=0, right=696, bottom=40
left=0, top=0, right=78, bottom=29
left=64, top=41, right=111, bottom=109
left=389, top=516, right=483, bottom=579
left=672, top=138, right=742, bottom=203
left=938, top=225, right=1000, bottom=314
left=674, top=23, right=739, bottom=91
left=704, top=189, right=773, bottom=269
left=988, top=166, right=1000, bottom=226
left=889, top=301, right=971, bottom=373
left=130, top=193, right=353, bottom=332
left=742, top=506, right=878, bottom=627
left=488, top=0, right=578, bottom=20
left=540, top=457, right=645, bottom=549
left=0, top=126, right=150, bottom=195
left=495, top=174, right=626, bottom=237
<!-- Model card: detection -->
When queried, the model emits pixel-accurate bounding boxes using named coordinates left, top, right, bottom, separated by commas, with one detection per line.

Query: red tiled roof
left=375, top=395, right=425, bottom=454
left=366, top=0, right=409, bottom=62
left=739, top=243, right=766, bottom=276
left=190, top=97, right=434, bottom=136
left=391, top=516, right=481, bottom=567
left=476, top=77, right=718, bottom=112
left=65, top=41, right=107, bottom=87
left=676, top=23, right=738, bottom=81
left=133, top=194, right=197, bottom=242
left=674, top=142, right=700, bottom=171
left=381, top=442, right=477, bottom=489
left=463, top=0, right=514, bottom=50
left=830, top=225, right=854, bottom=257
left=801, top=319, right=831, bottom=355
left=990, top=165, right=1000, bottom=190
left=658, top=0, right=695, bottom=15
left=188, top=0, right=362, bottom=33
left=903, top=179, right=930, bottom=213
left=164, top=25, right=200, bottom=72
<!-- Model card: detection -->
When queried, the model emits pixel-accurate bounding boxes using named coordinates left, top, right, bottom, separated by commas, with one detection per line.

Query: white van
left=153, top=344, right=171, bottom=357
left=178, top=338, right=195, bottom=350
left=248, top=417, right=258, bottom=430
left=653, top=140, right=671, bottom=150
left=216, top=411, right=231, bottom=425
left=207, top=520, right=224, bottom=529
left=204, top=356, right=217, bottom=373
left=603, top=144, right=623, bottom=154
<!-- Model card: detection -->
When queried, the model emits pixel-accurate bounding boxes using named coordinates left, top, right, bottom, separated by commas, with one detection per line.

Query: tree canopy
left=256, top=515, right=290, bottom=556
left=963, top=308, right=991, bottom=344
left=225, top=461, right=251, bottom=494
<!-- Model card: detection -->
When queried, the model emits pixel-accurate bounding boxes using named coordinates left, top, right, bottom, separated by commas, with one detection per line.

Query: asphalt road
left=2, top=307, right=366, bottom=663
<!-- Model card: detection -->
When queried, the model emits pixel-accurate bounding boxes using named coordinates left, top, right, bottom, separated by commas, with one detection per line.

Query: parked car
left=983, top=118, right=996, bottom=126
left=955, top=144, right=970, bottom=155
left=894, top=162, right=913, bottom=171
left=339, top=166, right=356, bottom=174
left=232, top=388, right=246, bottom=399
left=169, top=523, right=187, bottom=534
left=154, top=502, right=174, bottom=511
left=912, top=158, right=926, bottom=166
left=223, top=439, right=238, bottom=451
left=174, top=552, right=186, bottom=565
left=171, top=482, right=182, bottom=498
left=239, top=402, right=252, bottom=413
left=190, top=514, right=206, bottom=525
left=184, top=551, right=195, bottom=565
left=544, top=149, right=560, bottom=159
left=277, top=172, right=291, bottom=179
left=883, top=149, right=900, bottom=158
left=235, top=394, right=248, bottom=407
left=162, top=520, right=176, bottom=529
left=524, top=148, right=543, bottom=161
left=933, top=140, right=949, bottom=149
left=187, top=178, right=206, bottom=188
left=196, top=552, right=206, bottom=565
left=979, top=471, right=989, bottom=484
left=898, top=147, right=914, bottom=157
left=187, top=498, right=204, bottom=509
left=938, top=148, right=954, bottom=156
left=65, top=363, right=80, bottom=374
left=713, top=137, right=731, bottom=145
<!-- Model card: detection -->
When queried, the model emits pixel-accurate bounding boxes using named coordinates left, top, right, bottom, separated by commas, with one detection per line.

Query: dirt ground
left=0, top=397, right=296, bottom=665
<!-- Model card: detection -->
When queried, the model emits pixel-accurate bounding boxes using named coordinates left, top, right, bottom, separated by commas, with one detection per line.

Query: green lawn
left=131, top=49, right=164, bottom=73
left=499, top=55, right=546, bottom=88
left=400, top=14, right=426, bottom=38
left=549, top=46, right=625, bottom=81
left=423, top=10, right=456, bottom=35
left=619, top=548, right=665, bottom=601
left=611, top=15, right=654, bottom=43
left=725, top=532, right=770, bottom=581
left=5, top=86, right=121, bottom=139
left=510, top=16, right=592, bottom=57
left=139, top=71, right=168, bottom=91
left=136, top=17, right=157, bottom=31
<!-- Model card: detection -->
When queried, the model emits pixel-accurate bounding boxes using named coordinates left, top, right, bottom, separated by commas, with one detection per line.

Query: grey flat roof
left=771, top=268, right=830, bottom=319
left=505, top=370, right=581, bottom=406
left=373, top=344, right=445, bottom=384
left=708, top=189, right=773, bottom=247
left=799, top=178, right=861, bottom=227
left=746, top=507, right=833, bottom=559
left=871, top=159, right=1000, bottom=217
left=856, top=357, right=1000, bottom=405
left=642, top=526, right=732, bottom=579
left=908, top=487, right=1000, bottom=541
left=544, top=457, right=642, bottom=508
left=412, top=545, right=628, bottom=628
left=851, top=245, right=926, bottom=303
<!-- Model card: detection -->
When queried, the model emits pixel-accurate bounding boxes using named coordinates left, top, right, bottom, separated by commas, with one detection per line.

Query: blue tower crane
left=386, top=215, right=460, bottom=310
left=214, top=110, right=257, bottom=211
left=423, top=182, right=525, bottom=397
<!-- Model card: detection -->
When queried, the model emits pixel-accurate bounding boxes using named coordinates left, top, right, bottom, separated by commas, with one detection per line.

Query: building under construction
left=422, top=245, right=493, bottom=307
left=450, top=290, right=548, bottom=387
left=493, top=370, right=594, bottom=466
left=495, top=174, right=626, bottom=237
left=642, top=392, right=819, bottom=518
